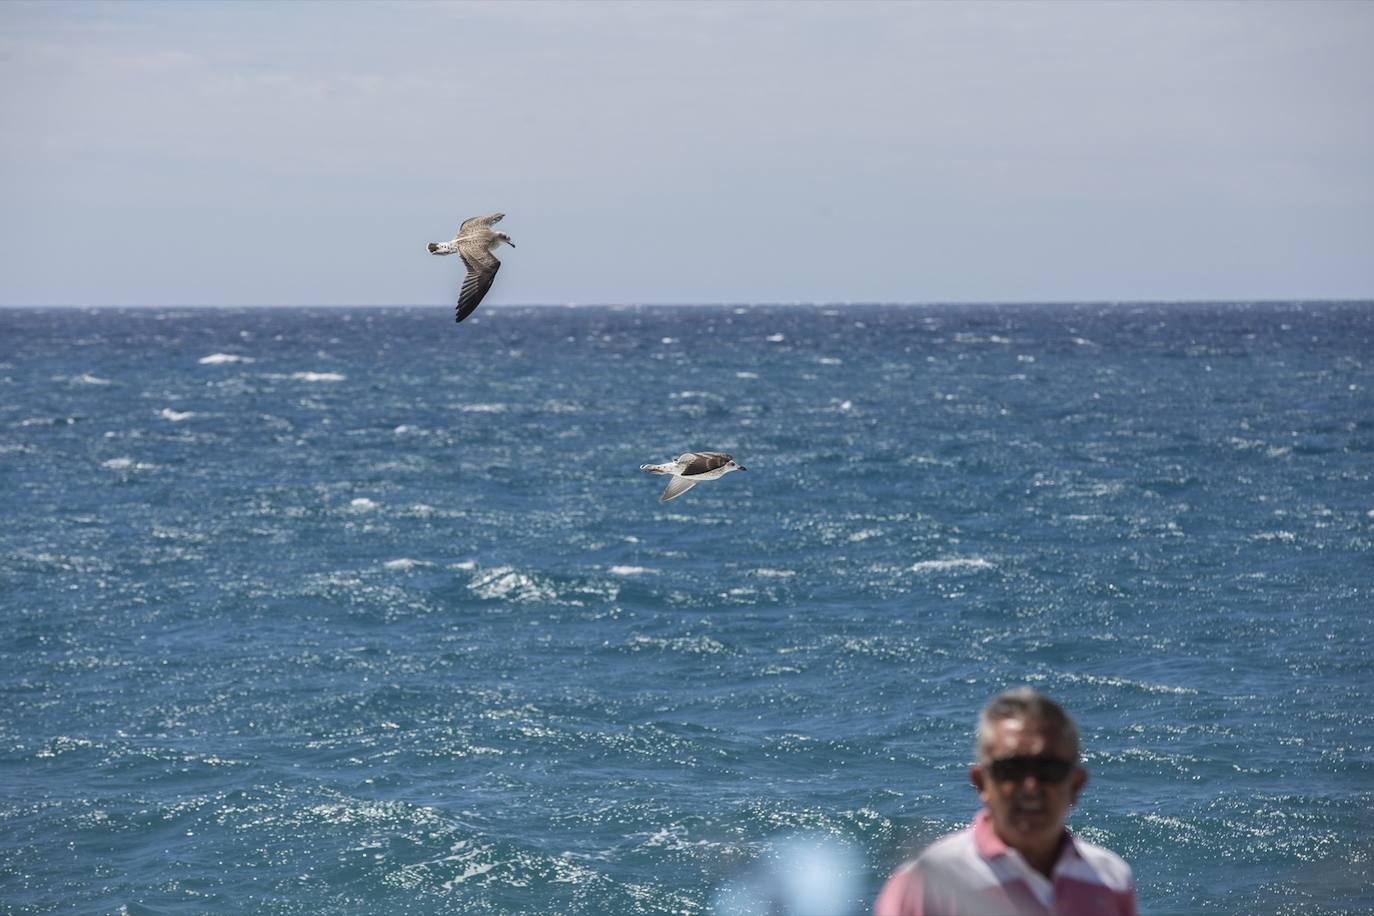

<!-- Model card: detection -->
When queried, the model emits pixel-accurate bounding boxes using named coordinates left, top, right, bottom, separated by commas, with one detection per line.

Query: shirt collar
left=971, top=808, right=1079, bottom=868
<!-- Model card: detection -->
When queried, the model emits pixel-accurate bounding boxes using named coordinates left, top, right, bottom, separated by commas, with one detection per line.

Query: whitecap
left=609, top=565, right=655, bottom=576
left=817, top=357, right=843, bottom=365
left=384, top=558, right=424, bottom=570
left=736, top=371, right=759, bottom=379
left=468, top=566, right=557, bottom=603
left=101, top=458, right=134, bottom=469
left=76, top=373, right=113, bottom=386
left=766, top=333, right=785, bottom=342
left=349, top=498, right=378, bottom=511
left=159, top=408, right=195, bottom=422
left=198, top=353, right=255, bottom=365
left=440, top=862, right=496, bottom=890
left=910, top=557, right=994, bottom=574
left=454, top=403, right=507, bottom=413
left=628, top=634, right=728, bottom=655
left=1036, top=671, right=1198, bottom=696
left=292, top=371, right=346, bottom=382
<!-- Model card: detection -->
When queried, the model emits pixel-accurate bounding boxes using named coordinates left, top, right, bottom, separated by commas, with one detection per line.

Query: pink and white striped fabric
left=875, top=810, right=1136, bottom=916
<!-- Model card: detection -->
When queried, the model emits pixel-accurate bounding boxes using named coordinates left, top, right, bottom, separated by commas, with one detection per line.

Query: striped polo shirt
left=875, top=809, right=1136, bottom=916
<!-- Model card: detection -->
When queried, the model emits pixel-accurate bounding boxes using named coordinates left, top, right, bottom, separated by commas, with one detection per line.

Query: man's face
left=970, top=716, right=1086, bottom=854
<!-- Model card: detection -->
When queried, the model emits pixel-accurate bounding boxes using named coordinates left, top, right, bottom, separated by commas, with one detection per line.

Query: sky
left=1, top=0, right=1371, bottom=307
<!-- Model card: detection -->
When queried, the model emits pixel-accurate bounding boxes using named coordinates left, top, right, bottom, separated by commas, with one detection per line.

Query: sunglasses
left=986, top=755, right=1076, bottom=784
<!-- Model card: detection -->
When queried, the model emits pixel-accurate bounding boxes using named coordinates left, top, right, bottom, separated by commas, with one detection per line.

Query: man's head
left=969, top=688, right=1087, bottom=863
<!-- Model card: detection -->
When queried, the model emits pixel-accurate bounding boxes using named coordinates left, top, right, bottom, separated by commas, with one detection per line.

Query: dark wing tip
left=455, top=261, right=501, bottom=323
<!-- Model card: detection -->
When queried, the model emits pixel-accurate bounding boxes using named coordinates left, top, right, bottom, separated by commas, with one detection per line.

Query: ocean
left=1, top=303, right=1371, bottom=914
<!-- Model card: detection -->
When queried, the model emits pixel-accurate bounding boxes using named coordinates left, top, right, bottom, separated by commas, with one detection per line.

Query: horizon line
left=2, top=298, right=1371, bottom=310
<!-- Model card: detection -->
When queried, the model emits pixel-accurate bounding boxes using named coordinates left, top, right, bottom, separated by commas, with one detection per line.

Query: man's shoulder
left=913, top=824, right=983, bottom=872
left=875, top=825, right=989, bottom=916
left=1063, top=834, right=1134, bottom=892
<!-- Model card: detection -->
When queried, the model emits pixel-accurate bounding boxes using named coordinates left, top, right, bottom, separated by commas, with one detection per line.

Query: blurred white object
left=712, top=833, right=864, bottom=916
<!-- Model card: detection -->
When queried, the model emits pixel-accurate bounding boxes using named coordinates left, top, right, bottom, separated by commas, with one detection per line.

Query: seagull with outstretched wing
left=427, top=212, right=515, bottom=322
left=640, top=451, right=748, bottom=502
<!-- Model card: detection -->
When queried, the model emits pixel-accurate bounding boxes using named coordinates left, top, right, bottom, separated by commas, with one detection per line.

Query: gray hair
left=975, top=688, right=1080, bottom=762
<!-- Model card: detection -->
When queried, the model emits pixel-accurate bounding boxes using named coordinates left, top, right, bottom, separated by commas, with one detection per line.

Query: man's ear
left=1069, top=767, right=1088, bottom=805
left=969, top=764, right=986, bottom=794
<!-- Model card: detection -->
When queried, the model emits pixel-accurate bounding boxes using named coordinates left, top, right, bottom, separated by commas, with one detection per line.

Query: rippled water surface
left=2, top=303, right=1371, bottom=913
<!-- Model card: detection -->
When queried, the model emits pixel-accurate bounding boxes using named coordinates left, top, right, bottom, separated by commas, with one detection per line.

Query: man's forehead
left=985, top=716, right=1073, bottom=752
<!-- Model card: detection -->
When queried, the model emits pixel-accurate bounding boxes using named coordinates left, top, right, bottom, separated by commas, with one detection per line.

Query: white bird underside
left=639, top=451, right=745, bottom=502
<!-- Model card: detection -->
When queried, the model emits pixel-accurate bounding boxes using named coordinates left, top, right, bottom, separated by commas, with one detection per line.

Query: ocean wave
left=198, top=353, right=254, bottom=364
left=158, top=408, right=195, bottom=422
left=626, top=633, right=729, bottom=655
left=34, top=735, right=101, bottom=758
left=1032, top=670, right=1199, bottom=696
left=291, top=371, right=347, bottom=382
left=101, top=457, right=156, bottom=471
left=468, top=566, right=558, bottom=604
left=608, top=565, right=655, bottom=576
left=909, top=557, right=994, bottom=574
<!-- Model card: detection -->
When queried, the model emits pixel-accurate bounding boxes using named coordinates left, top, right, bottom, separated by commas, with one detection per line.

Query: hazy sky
left=2, top=0, right=1371, bottom=307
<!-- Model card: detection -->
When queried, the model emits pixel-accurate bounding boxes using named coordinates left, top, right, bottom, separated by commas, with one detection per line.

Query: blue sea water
left=1, top=302, right=1371, bottom=915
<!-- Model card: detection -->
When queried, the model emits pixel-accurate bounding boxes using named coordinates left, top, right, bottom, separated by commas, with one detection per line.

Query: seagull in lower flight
left=640, top=451, right=747, bottom=502
left=427, top=212, right=515, bottom=322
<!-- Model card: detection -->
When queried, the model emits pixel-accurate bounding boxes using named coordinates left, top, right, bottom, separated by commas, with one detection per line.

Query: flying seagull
left=640, top=451, right=747, bottom=502
left=427, top=212, right=515, bottom=322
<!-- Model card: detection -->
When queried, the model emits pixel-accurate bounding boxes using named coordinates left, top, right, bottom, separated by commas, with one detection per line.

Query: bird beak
left=737, top=465, right=747, bottom=471
left=507, top=240, right=516, bottom=248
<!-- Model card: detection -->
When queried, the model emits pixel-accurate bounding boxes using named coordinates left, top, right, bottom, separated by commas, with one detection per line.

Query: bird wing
left=457, top=212, right=504, bottom=235
left=455, top=248, right=501, bottom=322
left=680, top=452, right=732, bottom=476
left=660, top=476, right=698, bottom=502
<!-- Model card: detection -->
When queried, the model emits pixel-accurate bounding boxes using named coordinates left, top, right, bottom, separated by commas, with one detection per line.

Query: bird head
left=496, top=232, right=515, bottom=249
